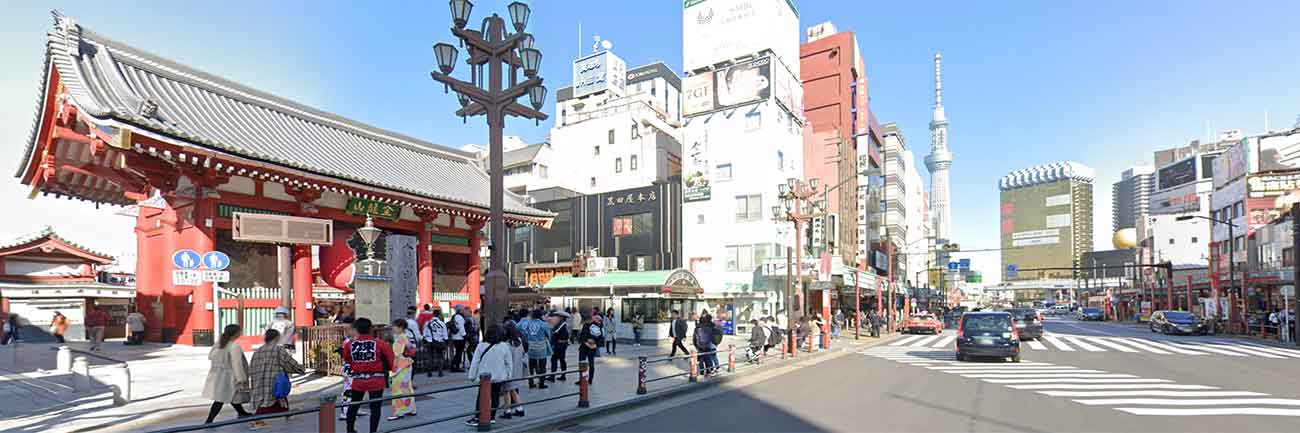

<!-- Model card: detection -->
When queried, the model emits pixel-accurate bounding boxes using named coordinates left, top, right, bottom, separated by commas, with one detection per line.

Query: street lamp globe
left=771, top=205, right=782, bottom=217
left=786, top=177, right=798, bottom=190
left=809, top=177, right=819, bottom=190
left=778, top=183, right=788, bottom=197
left=507, top=1, right=531, bottom=33
left=433, top=43, right=458, bottom=74
left=517, top=33, right=535, bottom=51
left=357, top=216, right=383, bottom=260
left=449, top=0, right=474, bottom=29
left=520, top=47, right=542, bottom=77
left=456, top=91, right=470, bottom=107
left=528, top=84, right=547, bottom=110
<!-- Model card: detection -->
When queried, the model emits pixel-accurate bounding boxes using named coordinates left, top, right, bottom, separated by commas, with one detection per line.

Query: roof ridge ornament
left=53, top=10, right=81, bottom=57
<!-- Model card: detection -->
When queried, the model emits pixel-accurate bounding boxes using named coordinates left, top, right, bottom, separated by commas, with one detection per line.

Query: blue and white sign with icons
left=202, top=251, right=231, bottom=271
left=1006, top=264, right=1019, bottom=278
left=959, top=258, right=971, bottom=270
left=947, top=262, right=959, bottom=271
left=172, top=249, right=201, bottom=270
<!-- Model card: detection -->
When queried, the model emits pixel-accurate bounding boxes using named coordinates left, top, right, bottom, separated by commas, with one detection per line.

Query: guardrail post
left=57, top=346, right=71, bottom=372
left=318, top=399, right=336, bottom=433
left=636, top=356, right=647, bottom=395
left=71, top=356, right=90, bottom=391
left=780, top=338, right=787, bottom=359
left=578, top=362, right=590, bottom=408
left=688, top=349, right=698, bottom=382
left=727, top=345, right=735, bottom=373
left=477, top=373, right=492, bottom=431
left=108, top=363, right=131, bottom=405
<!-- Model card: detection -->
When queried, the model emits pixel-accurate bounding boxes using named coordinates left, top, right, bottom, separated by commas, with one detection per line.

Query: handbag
left=272, top=372, right=291, bottom=398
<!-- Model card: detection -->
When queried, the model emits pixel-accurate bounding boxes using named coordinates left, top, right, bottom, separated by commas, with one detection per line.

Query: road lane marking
left=1042, top=335, right=1076, bottom=351
left=931, top=336, right=956, bottom=348
left=1073, top=398, right=1300, bottom=406
left=1039, top=390, right=1268, bottom=398
left=928, top=365, right=1071, bottom=370
left=983, top=378, right=1173, bottom=384
left=1025, top=340, right=1047, bottom=350
left=890, top=335, right=926, bottom=346
left=1063, top=336, right=1105, bottom=351
left=1165, top=342, right=1251, bottom=357
left=962, top=374, right=1137, bottom=379
left=1114, top=407, right=1300, bottom=416
left=1137, top=339, right=1208, bottom=355
left=1226, top=341, right=1300, bottom=358
left=1085, top=337, right=1140, bottom=353
left=911, top=335, right=943, bottom=347
left=1008, top=384, right=1217, bottom=390
left=938, top=370, right=1107, bottom=374
left=1193, top=343, right=1287, bottom=358
left=1112, top=337, right=1172, bottom=354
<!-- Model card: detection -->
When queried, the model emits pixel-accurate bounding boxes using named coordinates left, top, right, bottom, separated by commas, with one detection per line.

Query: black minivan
left=956, top=311, right=1021, bottom=362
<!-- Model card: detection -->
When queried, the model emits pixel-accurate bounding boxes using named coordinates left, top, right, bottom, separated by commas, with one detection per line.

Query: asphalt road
left=567, top=318, right=1300, bottom=433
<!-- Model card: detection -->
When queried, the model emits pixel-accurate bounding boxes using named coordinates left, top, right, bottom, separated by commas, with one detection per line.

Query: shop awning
left=541, top=268, right=702, bottom=297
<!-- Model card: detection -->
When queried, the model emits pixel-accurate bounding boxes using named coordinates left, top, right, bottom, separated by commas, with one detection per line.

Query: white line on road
left=1114, top=407, right=1300, bottom=416
left=911, top=335, right=943, bottom=347
left=1008, top=384, right=1217, bottom=390
left=1225, top=341, right=1300, bottom=359
left=928, top=365, right=1068, bottom=370
left=1025, top=340, right=1047, bottom=350
left=1192, top=343, right=1286, bottom=358
left=931, top=335, right=956, bottom=348
left=982, top=378, right=1172, bottom=384
left=1112, top=337, right=1172, bottom=354
left=1136, top=338, right=1208, bottom=355
left=1074, top=398, right=1300, bottom=406
left=890, top=335, right=926, bottom=346
left=1042, top=335, right=1076, bottom=351
left=1063, top=336, right=1105, bottom=352
left=938, top=369, right=1107, bottom=375
left=1038, top=390, right=1268, bottom=398
left=1085, top=337, right=1140, bottom=353
left=961, top=374, right=1137, bottom=379
left=1165, top=342, right=1251, bottom=357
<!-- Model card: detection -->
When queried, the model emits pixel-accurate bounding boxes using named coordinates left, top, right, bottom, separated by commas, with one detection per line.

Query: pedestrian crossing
left=885, top=333, right=1300, bottom=358
left=861, top=346, right=1300, bottom=417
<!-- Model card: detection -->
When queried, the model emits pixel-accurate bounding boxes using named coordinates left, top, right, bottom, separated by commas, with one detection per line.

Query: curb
left=495, top=337, right=894, bottom=433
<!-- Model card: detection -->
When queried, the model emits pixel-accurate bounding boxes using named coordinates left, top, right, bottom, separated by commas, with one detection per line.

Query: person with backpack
left=575, top=316, right=604, bottom=385
left=764, top=317, right=781, bottom=356
left=548, top=311, right=571, bottom=383
left=247, top=328, right=306, bottom=429
left=519, top=309, right=553, bottom=389
left=693, top=311, right=720, bottom=375
left=747, top=319, right=767, bottom=362
left=465, top=308, right=481, bottom=367
left=448, top=305, right=467, bottom=372
left=500, top=314, right=527, bottom=419
left=341, top=318, right=394, bottom=433
left=421, top=309, right=448, bottom=377
left=464, top=324, right=512, bottom=427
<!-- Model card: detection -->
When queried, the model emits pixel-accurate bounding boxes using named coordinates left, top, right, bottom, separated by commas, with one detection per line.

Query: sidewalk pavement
left=132, top=333, right=893, bottom=433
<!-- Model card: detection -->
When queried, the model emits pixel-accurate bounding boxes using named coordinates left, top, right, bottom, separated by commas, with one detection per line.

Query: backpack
left=402, top=340, right=417, bottom=359
left=447, top=315, right=461, bottom=335
left=766, top=326, right=782, bottom=347
left=553, top=322, right=570, bottom=344
left=463, top=317, right=479, bottom=342
left=710, top=325, right=723, bottom=345
left=694, top=326, right=711, bottom=348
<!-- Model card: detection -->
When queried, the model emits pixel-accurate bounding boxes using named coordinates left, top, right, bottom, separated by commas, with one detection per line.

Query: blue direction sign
left=947, top=262, right=959, bottom=271
left=1006, top=264, right=1019, bottom=278
left=959, top=258, right=971, bottom=270
left=202, top=251, right=231, bottom=271
left=172, top=249, right=201, bottom=270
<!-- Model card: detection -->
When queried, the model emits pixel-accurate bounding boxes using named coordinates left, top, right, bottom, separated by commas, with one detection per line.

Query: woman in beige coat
left=203, top=324, right=251, bottom=423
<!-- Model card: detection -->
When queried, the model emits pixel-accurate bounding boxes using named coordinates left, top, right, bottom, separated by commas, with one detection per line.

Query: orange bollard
left=477, top=373, right=492, bottom=431
left=578, top=362, right=590, bottom=408
left=318, top=400, right=336, bottom=433
left=688, top=349, right=698, bottom=382
left=727, top=345, right=735, bottom=373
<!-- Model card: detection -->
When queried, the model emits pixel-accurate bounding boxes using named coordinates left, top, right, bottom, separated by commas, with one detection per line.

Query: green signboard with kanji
left=345, top=198, right=402, bottom=221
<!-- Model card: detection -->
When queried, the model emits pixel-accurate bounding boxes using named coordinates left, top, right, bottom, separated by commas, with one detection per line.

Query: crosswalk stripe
left=1228, top=341, right=1300, bottom=358
left=912, top=335, right=943, bottom=347
left=1042, top=335, right=1076, bottom=351
left=929, top=365, right=1065, bottom=370
left=1114, top=407, right=1300, bottom=416
left=1086, top=337, right=1140, bottom=353
left=1113, top=337, right=1172, bottom=354
left=1008, top=384, right=1217, bottom=390
left=890, top=335, right=926, bottom=346
left=1025, top=340, right=1047, bottom=350
left=1138, top=339, right=1208, bottom=355
left=1039, top=390, right=1268, bottom=398
left=983, top=378, right=1172, bottom=384
left=931, top=335, right=956, bottom=348
left=1179, top=343, right=1282, bottom=358
left=1073, top=398, right=1300, bottom=406
left=1063, top=336, right=1105, bottom=352
left=962, top=374, right=1137, bottom=379
left=939, top=369, right=1106, bottom=374
left=1166, top=342, right=1250, bottom=357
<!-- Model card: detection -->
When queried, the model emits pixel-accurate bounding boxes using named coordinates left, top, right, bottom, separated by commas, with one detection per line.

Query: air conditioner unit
left=232, top=212, right=333, bottom=245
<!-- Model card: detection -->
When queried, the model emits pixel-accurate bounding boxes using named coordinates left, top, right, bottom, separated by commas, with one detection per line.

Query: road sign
left=1006, top=264, right=1018, bottom=278
left=173, top=270, right=202, bottom=285
left=201, top=270, right=231, bottom=283
left=947, top=262, right=959, bottom=271
left=202, top=251, right=231, bottom=271
left=959, top=258, right=971, bottom=270
left=172, top=249, right=201, bottom=270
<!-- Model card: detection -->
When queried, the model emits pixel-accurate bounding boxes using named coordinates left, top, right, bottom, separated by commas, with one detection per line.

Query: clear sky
left=1, top=0, right=1298, bottom=268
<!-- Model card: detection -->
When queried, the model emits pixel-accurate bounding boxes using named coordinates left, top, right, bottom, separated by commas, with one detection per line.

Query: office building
left=1112, top=166, right=1154, bottom=232
left=999, top=161, right=1095, bottom=282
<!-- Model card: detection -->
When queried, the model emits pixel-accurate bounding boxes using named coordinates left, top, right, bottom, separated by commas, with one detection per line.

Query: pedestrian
left=333, top=304, right=355, bottom=324
left=340, top=318, right=393, bottom=433
left=575, top=315, right=603, bottom=385
left=0, top=314, right=12, bottom=345
left=464, top=324, right=512, bottom=427
left=631, top=313, right=644, bottom=346
left=86, top=304, right=108, bottom=351
left=388, top=319, right=417, bottom=420
left=764, top=317, right=781, bottom=355
left=500, top=317, right=527, bottom=419
left=693, top=311, right=719, bottom=375
left=266, top=307, right=296, bottom=351
left=421, top=308, right=448, bottom=377
left=812, top=314, right=825, bottom=349
left=402, top=306, right=422, bottom=344
left=832, top=310, right=844, bottom=340
left=603, top=307, right=619, bottom=355
left=466, top=308, right=482, bottom=367
left=336, top=324, right=368, bottom=420
left=794, top=316, right=809, bottom=351
left=567, top=307, right=581, bottom=342
left=448, top=305, right=468, bottom=372
left=202, top=324, right=251, bottom=423
left=747, top=319, right=767, bottom=362
left=869, top=310, right=881, bottom=338
left=247, top=328, right=305, bottom=429
left=416, top=304, right=435, bottom=332
left=51, top=311, right=68, bottom=344
left=548, top=311, right=570, bottom=382
left=668, top=310, right=689, bottom=357
left=125, top=308, right=147, bottom=345
left=519, top=309, right=552, bottom=389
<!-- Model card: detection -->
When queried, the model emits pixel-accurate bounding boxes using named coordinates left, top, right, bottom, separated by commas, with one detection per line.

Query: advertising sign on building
left=1044, top=194, right=1071, bottom=207
left=572, top=50, right=627, bottom=98
left=1158, top=158, right=1197, bottom=190
left=1150, top=184, right=1200, bottom=214
left=683, top=131, right=711, bottom=202
left=1247, top=172, right=1300, bottom=197
left=714, top=56, right=771, bottom=108
left=1213, top=138, right=1252, bottom=189
left=1256, top=131, right=1300, bottom=173
left=682, top=0, right=800, bottom=73
left=682, top=73, right=716, bottom=116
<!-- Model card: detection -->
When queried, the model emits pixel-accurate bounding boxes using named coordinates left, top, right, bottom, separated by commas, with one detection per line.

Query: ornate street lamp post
left=773, top=178, right=824, bottom=353
left=430, top=0, right=547, bottom=328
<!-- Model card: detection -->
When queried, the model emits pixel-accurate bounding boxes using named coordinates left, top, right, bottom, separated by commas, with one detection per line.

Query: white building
left=1146, top=149, right=1221, bottom=267
left=680, top=0, right=803, bottom=312
left=903, top=149, right=930, bottom=288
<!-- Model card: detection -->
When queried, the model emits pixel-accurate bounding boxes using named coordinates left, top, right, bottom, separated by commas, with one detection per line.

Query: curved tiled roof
left=0, top=225, right=115, bottom=261
left=17, top=13, right=549, bottom=219
left=999, top=161, right=1095, bottom=190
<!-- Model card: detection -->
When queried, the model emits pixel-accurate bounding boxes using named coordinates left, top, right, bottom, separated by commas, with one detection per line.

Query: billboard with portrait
left=1213, top=138, right=1251, bottom=189
left=714, top=56, right=771, bottom=108
left=1157, top=157, right=1197, bottom=190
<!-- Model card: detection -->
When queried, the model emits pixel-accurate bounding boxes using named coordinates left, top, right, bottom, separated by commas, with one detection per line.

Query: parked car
left=1006, top=308, right=1043, bottom=340
left=1076, top=307, right=1104, bottom=321
left=904, top=312, right=944, bottom=334
left=955, top=311, right=1021, bottom=363
left=1150, top=310, right=1206, bottom=335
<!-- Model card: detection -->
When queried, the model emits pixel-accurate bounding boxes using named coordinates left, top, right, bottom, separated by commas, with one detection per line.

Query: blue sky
left=2, top=0, right=1299, bottom=267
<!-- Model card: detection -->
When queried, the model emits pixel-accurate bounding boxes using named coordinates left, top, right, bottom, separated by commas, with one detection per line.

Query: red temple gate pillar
left=417, top=227, right=433, bottom=307
left=185, top=194, right=216, bottom=345
left=467, top=222, right=483, bottom=311
left=293, top=244, right=313, bottom=327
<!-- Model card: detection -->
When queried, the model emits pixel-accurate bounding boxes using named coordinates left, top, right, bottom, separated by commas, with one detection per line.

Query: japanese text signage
left=572, top=50, right=627, bottom=98
left=605, top=190, right=658, bottom=207
left=1247, top=172, right=1300, bottom=197
left=346, top=197, right=403, bottom=221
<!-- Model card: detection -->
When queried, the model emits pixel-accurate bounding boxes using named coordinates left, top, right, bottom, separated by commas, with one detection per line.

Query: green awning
left=541, top=268, right=701, bottom=296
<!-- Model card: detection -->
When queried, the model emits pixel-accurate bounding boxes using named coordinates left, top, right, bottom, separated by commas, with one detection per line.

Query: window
left=1191, top=236, right=1198, bottom=243
left=745, top=111, right=761, bottom=130
left=537, top=164, right=548, bottom=179
left=608, top=129, right=616, bottom=144
left=590, top=177, right=597, bottom=187
left=631, top=124, right=640, bottom=139
left=594, top=146, right=601, bottom=156
left=615, top=157, right=623, bottom=173
left=777, top=151, right=784, bottom=171
left=1169, top=238, right=1175, bottom=245
left=651, top=81, right=657, bottom=96
left=1234, top=201, right=1245, bottom=219
left=612, top=212, right=652, bottom=237
left=726, top=245, right=755, bottom=271
left=697, top=214, right=705, bottom=224
left=716, top=163, right=733, bottom=180
left=630, top=155, right=638, bottom=171
left=735, top=194, right=762, bottom=222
